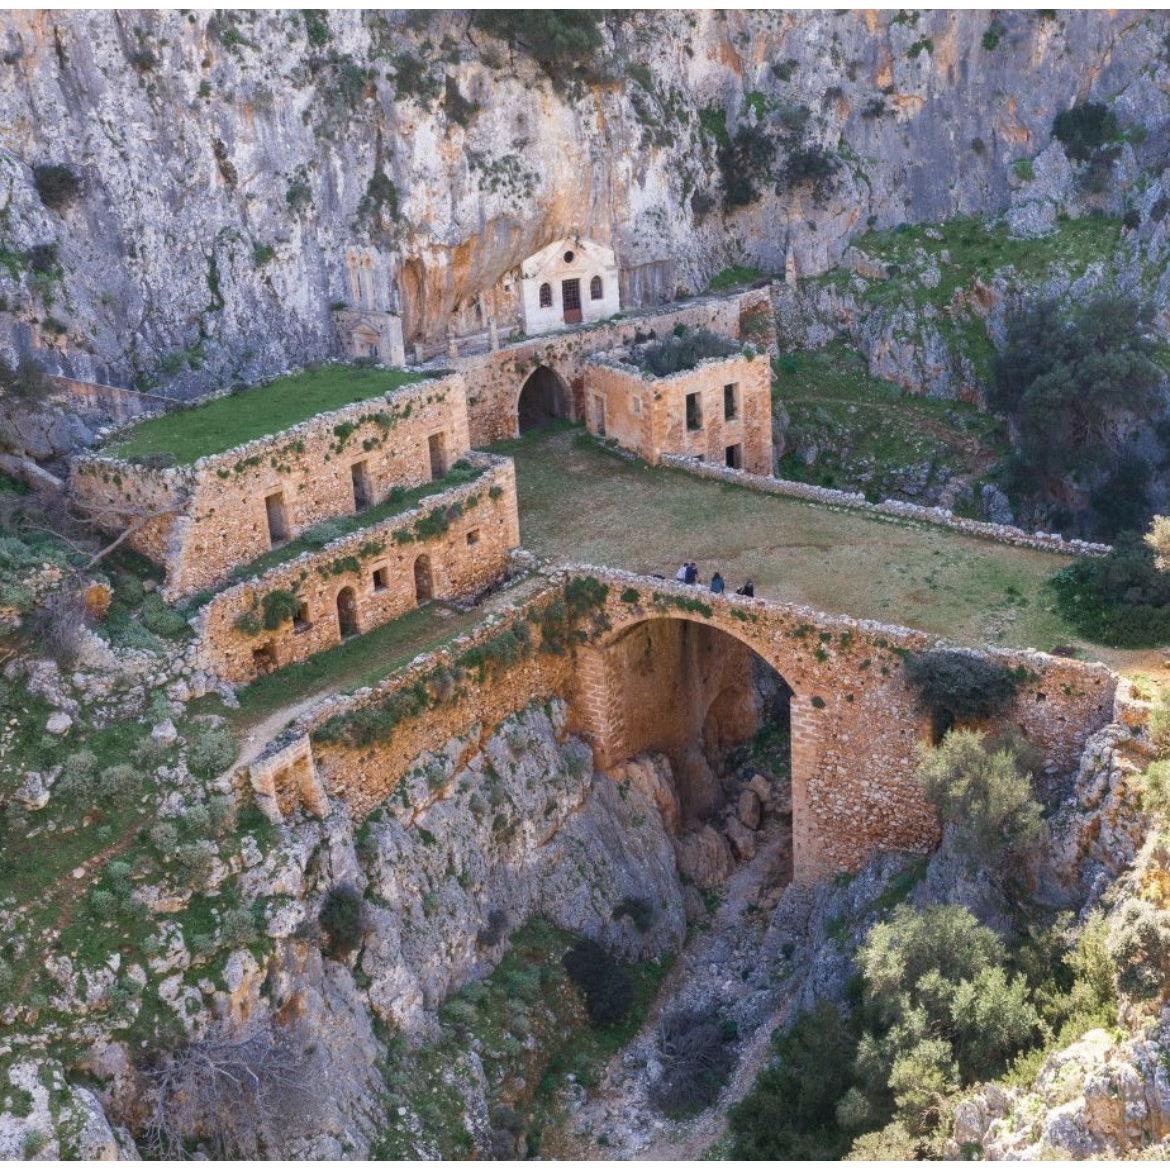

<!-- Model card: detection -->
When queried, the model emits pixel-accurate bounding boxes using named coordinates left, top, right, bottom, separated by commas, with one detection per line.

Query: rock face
left=0, top=10, right=1166, bottom=391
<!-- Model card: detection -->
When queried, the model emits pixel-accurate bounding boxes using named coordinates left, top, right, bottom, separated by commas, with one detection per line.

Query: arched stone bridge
left=249, top=566, right=1117, bottom=886
left=566, top=567, right=1117, bottom=881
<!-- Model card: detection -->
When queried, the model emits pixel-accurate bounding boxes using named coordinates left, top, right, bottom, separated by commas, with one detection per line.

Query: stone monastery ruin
left=68, top=236, right=1122, bottom=886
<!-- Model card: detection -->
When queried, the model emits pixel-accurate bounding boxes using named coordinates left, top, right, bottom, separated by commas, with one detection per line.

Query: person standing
left=710, top=571, right=725, bottom=594
left=684, top=562, right=698, bottom=585
left=675, top=562, right=688, bottom=582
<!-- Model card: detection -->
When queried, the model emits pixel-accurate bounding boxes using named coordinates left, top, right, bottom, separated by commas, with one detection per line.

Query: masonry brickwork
left=196, top=454, right=520, bottom=685
left=71, top=373, right=471, bottom=599
left=249, top=566, right=1116, bottom=884
left=584, top=348, right=773, bottom=474
left=454, top=289, right=771, bottom=445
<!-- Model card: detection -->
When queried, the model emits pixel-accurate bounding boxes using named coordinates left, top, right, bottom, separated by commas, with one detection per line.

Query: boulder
left=674, top=825, right=733, bottom=888
left=46, top=710, right=72, bottom=735
left=725, top=815, right=757, bottom=861
left=738, top=787, right=763, bottom=830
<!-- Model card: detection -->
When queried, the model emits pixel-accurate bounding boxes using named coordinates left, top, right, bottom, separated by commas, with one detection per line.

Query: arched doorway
left=517, top=365, right=571, bottom=432
left=336, top=586, right=359, bottom=639
left=413, top=554, right=433, bottom=604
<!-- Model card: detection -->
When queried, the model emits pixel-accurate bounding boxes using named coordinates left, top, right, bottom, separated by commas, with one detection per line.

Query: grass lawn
left=492, top=426, right=1126, bottom=663
left=774, top=343, right=1008, bottom=500
left=104, top=365, right=425, bottom=464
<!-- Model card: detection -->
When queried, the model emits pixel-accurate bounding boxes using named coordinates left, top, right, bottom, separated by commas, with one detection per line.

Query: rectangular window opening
left=685, top=392, right=702, bottom=432
left=350, top=460, right=371, bottom=512
left=725, top=443, right=743, bottom=469
left=264, top=492, right=288, bottom=546
left=724, top=382, right=739, bottom=421
left=372, top=566, right=389, bottom=593
left=428, top=432, right=448, bottom=480
left=293, top=602, right=312, bottom=633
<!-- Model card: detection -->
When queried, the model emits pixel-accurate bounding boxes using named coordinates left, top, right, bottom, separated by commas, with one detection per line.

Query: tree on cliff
left=991, top=294, right=1164, bottom=539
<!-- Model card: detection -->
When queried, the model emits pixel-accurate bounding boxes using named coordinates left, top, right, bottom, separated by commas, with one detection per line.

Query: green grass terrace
left=492, top=425, right=1137, bottom=669
left=103, top=364, right=427, bottom=465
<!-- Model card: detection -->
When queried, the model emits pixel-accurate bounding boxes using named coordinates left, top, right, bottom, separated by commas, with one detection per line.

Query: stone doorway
left=428, top=432, right=448, bottom=480
left=413, top=554, right=433, bottom=604
left=561, top=277, right=582, bottom=324
left=517, top=365, right=571, bottom=432
left=336, top=586, right=359, bottom=639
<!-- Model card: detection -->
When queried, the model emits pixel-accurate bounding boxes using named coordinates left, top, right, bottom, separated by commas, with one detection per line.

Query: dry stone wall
left=659, top=454, right=1113, bottom=558
left=72, top=372, right=472, bottom=598
left=196, top=455, right=520, bottom=685
left=585, top=348, right=773, bottom=474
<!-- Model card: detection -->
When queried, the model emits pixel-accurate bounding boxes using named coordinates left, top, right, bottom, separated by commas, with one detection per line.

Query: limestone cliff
left=1, top=10, right=1167, bottom=392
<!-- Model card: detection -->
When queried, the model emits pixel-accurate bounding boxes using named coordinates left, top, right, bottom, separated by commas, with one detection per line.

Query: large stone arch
left=570, top=601, right=941, bottom=883
left=516, top=364, right=572, bottom=433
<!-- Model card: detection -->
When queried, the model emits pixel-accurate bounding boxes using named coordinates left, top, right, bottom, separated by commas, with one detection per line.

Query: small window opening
left=686, top=392, right=702, bottom=432
left=252, top=643, right=277, bottom=674
left=264, top=492, right=289, bottom=545
left=372, top=566, right=389, bottom=592
left=724, top=382, right=739, bottom=421
left=428, top=432, right=448, bottom=479
left=466, top=529, right=481, bottom=547
left=725, top=443, right=743, bottom=470
left=293, top=602, right=311, bottom=633
left=538, top=282, right=553, bottom=308
left=350, top=460, right=371, bottom=511
left=590, top=274, right=603, bottom=300
left=563, top=250, right=575, bottom=263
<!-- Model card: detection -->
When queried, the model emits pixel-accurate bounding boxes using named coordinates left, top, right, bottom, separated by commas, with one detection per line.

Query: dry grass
left=493, top=427, right=1126, bottom=661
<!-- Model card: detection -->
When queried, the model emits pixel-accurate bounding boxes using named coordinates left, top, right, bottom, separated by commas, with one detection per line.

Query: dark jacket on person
left=710, top=573, right=726, bottom=594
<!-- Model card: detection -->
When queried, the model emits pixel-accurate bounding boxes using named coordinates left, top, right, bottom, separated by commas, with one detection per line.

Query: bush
left=628, top=327, right=743, bottom=377
left=261, top=589, right=300, bottom=631
left=1052, top=101, right=1119, bottom=162
left=1108, top=899, right=1170, bottom=1001
left=717, top=122, right=777, bottom=208
left=729, top=1002, right=857, bottom=1158
left=1050, top=541, right=1170, bottom=648
left=33, top=163, right=81, bottom=209
left=187, top=726, right=236, bottom=778
left=318, top=883, right=367, bottom=958
left=97, top=764, right=140, bottom=801
left=140, top=592, right=190, bottom=639
left=562, top=937, right=633, bottom=1027
left=0, top=353, right=55, bottom=401
left=650, top=1005, right=737, bottom=1117
left=903, top=649, right=1020, bottom=739
left=917, top=729, right=1045, bottom=866
left=473, top=11, right=604, bottom=85
left=614, top=895, right=654, bottom=933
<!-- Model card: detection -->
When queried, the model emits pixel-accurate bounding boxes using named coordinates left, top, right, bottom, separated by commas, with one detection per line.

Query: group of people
left=674, top=562, right=754, bottom=597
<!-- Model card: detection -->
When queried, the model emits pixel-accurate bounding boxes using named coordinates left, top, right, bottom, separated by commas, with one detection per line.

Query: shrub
left=476, top=908, right=507, bottom=949
left=613, top=895, right=654, bottom=933
left=917, top=729, right=1045, bottom=865
left=650, top=1005, right=737, bottom=1116
left=903, top=649, right=1020, bottom=739
left=628, top=327, right=742, bottom=377
left=141, top=593, right=189, bottom=639
left=1052, top=101, right=1119, bottom=162
left=319, top=883, right=367, bottom=958
left=188, top=726, right=236, bottom=778
left=728, top=1002, right=857, bottom=1158
left=473, top=11, right=604, bottom=85
left=780, top=142, right=838, bottom=203
left=97, top=764, right=139, bottom=801
left=33, top=163, right=81, bottom=209
left=562, top=937, right=633, bottom=1026
left=1050, top=541, right=1170, bottom=648
left=1108, top=899, right=1170, bottom=1000
left=717, top=122, right=777, bottom=209
left=261, top=589, right=300, bottom=631
left=175, top=840, right=216, bottom=888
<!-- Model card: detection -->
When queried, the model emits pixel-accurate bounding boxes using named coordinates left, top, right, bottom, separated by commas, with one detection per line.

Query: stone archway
left=336, top=586, right=359, bottom=639
left=517, top=365, right=571, bottom=433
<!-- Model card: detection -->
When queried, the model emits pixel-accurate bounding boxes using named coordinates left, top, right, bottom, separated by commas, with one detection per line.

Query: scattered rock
left=151, top=718, right=178, bottom=745
left=45, top=710, right=72, bottom=735
left=738, top=787, right=763, bottom=830
left=725, top=815, right=757, bottom=861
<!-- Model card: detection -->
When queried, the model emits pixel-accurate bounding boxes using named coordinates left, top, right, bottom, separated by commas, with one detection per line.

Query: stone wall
left=456, top=288, right=769, bottom=445
left=659, top=454, right=1113, bottom=559
left=72, top=372, right=473, bottom=599
left=584, top=349, right=773, bottom=475
left=52, top=376, right=164, bottom=426
left=196, top=454, right=520, bottom=685
left=249, top=565, right=1117, bottom=885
